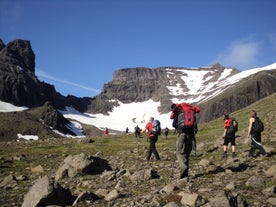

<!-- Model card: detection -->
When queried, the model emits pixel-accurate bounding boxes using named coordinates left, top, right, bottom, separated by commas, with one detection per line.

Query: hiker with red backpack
left=141, top=117, right=161, bottom=161
left=170, top=103, right=201, bottom=179
left=222, top=113, right=238, bottom=158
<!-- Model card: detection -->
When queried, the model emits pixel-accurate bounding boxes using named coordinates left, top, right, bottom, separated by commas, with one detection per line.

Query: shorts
left=223, top=135, right=236, bottom=146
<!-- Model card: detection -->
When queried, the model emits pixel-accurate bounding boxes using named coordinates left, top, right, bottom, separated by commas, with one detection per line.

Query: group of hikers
left=139, top=102, right=268, bottom=179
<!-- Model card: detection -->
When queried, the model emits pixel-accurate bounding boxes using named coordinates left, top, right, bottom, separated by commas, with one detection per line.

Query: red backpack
left=172, top=104, right=195, bottom=130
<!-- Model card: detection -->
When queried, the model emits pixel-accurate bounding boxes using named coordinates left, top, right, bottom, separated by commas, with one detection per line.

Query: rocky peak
left=0, top=39, right=35, bottom=73
left=0, top=39, right=5, bottom=51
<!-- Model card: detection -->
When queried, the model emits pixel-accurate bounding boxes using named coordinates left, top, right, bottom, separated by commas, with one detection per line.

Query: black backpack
left=253, top=117, right=264, bottom=132
left=227, top=118, right=238, bottom=134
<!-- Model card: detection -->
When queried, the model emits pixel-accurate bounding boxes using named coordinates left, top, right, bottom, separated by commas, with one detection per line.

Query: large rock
left=55, top=153, right=112, bottom=180
left=22, top=176, right=76, bottom=207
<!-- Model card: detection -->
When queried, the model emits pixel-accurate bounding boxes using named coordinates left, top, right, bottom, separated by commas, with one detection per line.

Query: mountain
left=0, top=39, right=91, bottom=111
left=85, top=64, right=276, bottom=124
left=0, top=38, right=276, bottom=139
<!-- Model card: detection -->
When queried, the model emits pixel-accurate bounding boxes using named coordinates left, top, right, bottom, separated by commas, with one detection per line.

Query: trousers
left=147, top=135, right=160, bottom=160
left=176, top=132, right=193, bottom=178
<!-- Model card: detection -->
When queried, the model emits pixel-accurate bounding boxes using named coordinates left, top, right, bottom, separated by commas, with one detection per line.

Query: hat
left=224, top=113, right=229, bottom=120
left=171, top=103, right=177, bottom=111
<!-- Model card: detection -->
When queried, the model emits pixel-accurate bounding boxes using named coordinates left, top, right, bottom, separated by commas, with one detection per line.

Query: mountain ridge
left=0, top=39, right=276, bottom=137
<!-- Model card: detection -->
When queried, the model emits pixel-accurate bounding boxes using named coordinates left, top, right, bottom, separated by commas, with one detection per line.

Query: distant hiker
left=222, top=113, right=238, bottom=158
left=141, top=117, right=161, bottom=161
left=125, top=127, right=129, bottom=134
left=134, top=125, right=141, bottom=138
left=247, top=110, right=267, bottom=157
left=164, top=127, right=169, bottom=139
left=104, top=128, right=109, bottom=136
left=170, top=102, right=201, bottom=179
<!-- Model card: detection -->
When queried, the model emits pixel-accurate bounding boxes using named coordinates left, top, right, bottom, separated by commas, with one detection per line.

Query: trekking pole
left=137, top=141, right=140, bottom=160
left=170, top=150, right=176, bottom=179
left=194, top=156, right=201, bottom=176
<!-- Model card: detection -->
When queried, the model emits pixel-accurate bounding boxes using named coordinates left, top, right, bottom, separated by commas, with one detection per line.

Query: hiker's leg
left=176, top=133, right=192, bottom=178
left=147, top=137, right=153, bottom=160
left=231, top=137, right=236, bottom=153
left=222, top=137, right=229, bottom=157
left=152, top=136, right=160, bottom=160
left=249, top=139, right=256, bottom=156
left=254, top=141, right=266, bottom=155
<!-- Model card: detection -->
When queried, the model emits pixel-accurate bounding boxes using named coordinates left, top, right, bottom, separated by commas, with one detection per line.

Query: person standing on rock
left=247, top=110, right=267, bottom=157
left=141, top=117, right=161, bottom=161
left=170, top=103, right=201, bottom=179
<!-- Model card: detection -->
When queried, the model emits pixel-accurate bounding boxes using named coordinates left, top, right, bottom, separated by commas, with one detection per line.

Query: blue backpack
left=152, top=120, right=161, bottom=135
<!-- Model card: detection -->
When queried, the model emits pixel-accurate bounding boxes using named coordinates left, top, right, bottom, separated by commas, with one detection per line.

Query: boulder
left=22, top=176, right=75, bottom=207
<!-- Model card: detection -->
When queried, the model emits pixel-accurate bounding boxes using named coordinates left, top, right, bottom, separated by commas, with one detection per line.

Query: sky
left=1, top=0, right=276, bottom=98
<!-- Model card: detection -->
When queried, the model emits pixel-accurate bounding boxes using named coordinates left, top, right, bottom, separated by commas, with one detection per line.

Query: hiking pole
left=170, top=150, right=176, bottom=179
left=193, top=155, right=201, bottom=176
left=137, top=141, right=140, bottom=160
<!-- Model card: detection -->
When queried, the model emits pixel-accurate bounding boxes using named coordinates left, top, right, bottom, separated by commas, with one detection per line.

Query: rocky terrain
left=0, top=94, right=275, bottom=207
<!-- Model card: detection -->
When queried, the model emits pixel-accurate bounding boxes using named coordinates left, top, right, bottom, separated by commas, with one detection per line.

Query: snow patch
left=17, top=133, right=39, bottom=141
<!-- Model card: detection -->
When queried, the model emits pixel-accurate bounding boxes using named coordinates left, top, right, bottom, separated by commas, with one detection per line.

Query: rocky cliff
left=1, top=38, right=276, bottom=126
left=85, top=65, right=276, bottom=122
left=0, top=39, right=91, bottom=112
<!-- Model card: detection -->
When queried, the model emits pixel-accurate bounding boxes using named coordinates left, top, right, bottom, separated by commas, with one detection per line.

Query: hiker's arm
left=170, top=111, right=176, bottom=119
left=223, top=128, right=227, bottom=138
left=247, top=117, right=254, bottom=138
left=193, top=106, right=201, bottom=113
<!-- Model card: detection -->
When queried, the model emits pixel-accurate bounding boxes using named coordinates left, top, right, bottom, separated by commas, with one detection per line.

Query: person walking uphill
left=170, top=102, right=201, bottom=179
left=141, top=117, right=161, bottom=161
left=247, top=110, right=267, bottom=157
left=222, top=113, right=238, bottom=158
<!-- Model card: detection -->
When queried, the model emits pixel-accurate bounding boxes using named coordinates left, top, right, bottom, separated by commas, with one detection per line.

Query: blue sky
left=1, top=0, right=276, bottom=98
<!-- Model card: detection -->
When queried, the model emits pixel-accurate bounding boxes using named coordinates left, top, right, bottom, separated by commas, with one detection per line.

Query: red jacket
left=170, top=103, right=201, bottom=120
left=145, top=121, right=155, bottom=137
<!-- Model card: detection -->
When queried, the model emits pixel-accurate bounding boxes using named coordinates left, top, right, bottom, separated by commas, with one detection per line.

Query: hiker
left=134, top=125, right=141, bottom=138
left=141, top=117, right=161, bottom=161
left=247, top=110, right=267, bottom=157
left=222, top=113, right=237, bottom=158
left=170, top=103, right=201, bottom=179
left=164, top=127, right=169, bottom=139
left=104, top=128, right=109, bottom=136
left=125, top=127, right=129, bottom=134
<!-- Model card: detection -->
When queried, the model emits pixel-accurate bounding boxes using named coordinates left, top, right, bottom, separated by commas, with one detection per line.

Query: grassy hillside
left=0, top=93, right=275, bottom=206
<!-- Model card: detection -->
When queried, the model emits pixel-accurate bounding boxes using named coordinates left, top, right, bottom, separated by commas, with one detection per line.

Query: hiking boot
left=222, top=152, right=227, bottom=158
left=260, top=153, right=269, bottom=157
left=232, top=152, right=236, bottom=158
left=180, top=172, right=189, bottom=179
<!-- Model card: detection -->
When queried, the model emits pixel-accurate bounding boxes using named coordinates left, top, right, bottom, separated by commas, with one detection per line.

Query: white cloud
left=213, top=38, right=260, bottom=70
left=36, top=69, right=101, bottom=94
